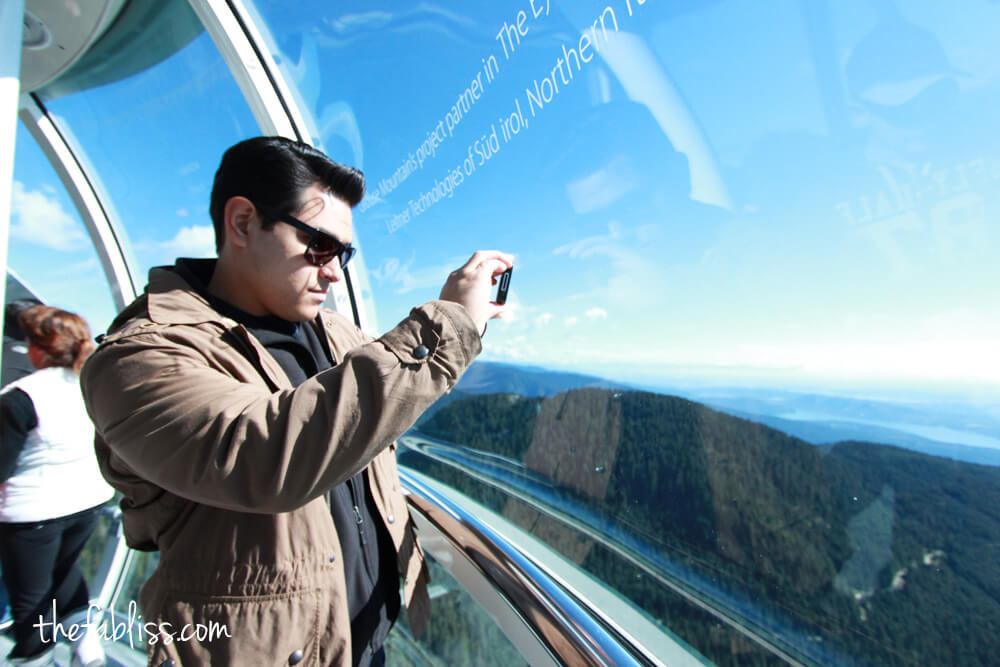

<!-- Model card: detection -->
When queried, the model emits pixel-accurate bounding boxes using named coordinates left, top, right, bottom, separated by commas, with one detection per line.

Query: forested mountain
left=417, top=361, right=614, bottom=424
left=444, top=362, right=1000, bottom=466
left=405, top=388, right=1000, bottom=666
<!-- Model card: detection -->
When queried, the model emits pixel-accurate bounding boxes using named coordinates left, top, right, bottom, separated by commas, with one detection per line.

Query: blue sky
left=9, top=0, right=1000, bottom=399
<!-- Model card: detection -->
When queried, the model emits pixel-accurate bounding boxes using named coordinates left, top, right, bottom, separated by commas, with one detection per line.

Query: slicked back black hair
left=209, top=137, right=365, bottom=252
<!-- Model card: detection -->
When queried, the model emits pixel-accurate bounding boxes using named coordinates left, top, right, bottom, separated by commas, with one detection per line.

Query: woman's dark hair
left=209, top=137, right=366, bottom=252
left=18, top=305, right=94, bottom=374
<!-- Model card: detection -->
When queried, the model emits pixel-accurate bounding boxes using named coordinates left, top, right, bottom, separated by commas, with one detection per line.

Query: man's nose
left=319, top=259, right=344, bottom=282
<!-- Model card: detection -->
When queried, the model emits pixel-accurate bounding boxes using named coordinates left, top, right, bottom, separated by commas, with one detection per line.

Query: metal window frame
left=17, top=93, right=143, bottom=312
left=0, top=0, right=27, bottom=353
left=401, top=431, right=811, bottom=666
left=401, top=469, right=665, bottom=667
left=5, top=0, right=378, bottom=637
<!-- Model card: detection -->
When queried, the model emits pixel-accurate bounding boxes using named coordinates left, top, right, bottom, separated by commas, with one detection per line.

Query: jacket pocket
left=148, top=587, right=327, bottom=666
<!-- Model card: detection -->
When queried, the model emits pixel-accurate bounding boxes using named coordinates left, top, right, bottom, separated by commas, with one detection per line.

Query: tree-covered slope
left=412, top=388, right=1000, bottom=666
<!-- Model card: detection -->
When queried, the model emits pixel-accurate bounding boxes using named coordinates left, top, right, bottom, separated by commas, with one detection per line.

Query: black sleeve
left=0, top=388, right=38, bottom=481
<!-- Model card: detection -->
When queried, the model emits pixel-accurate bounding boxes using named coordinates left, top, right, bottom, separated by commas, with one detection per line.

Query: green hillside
left=408, top=388, right=1000, bottom=666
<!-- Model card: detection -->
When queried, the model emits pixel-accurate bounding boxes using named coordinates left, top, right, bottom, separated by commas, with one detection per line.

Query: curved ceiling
left=19, top=0, right=202, bottom=100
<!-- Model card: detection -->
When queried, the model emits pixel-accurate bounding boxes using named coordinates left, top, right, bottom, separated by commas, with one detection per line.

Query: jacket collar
left=149, top=259, right=350, bottom=336
left=143, top=258, right=338, bottom=391
left=146, top=258, right=234, bottom=326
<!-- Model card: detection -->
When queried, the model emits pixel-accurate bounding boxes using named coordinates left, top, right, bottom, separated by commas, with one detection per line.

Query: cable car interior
left=2, top=1, right=999, bottom=665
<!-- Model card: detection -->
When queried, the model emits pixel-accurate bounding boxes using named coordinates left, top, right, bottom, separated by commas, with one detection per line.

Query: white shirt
left=1, top=367, right=114, bottom=522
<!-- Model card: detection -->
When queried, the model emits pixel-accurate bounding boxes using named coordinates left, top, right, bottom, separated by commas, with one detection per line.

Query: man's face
left=244, top=183, right=354, bottom=322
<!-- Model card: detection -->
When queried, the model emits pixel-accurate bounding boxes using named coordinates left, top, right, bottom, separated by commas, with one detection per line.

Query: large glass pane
left=388, top=553, right=527, bottom=666
left=36, top=14, right=258, bottom=335
left=257, top=1, right=1000, bottom=664
left=107, top=550, right=159, bottom=654
left=7, top=123, right=117, bottom=341
left=7, top=5, right=259, bottom=657
left=3, top=122, right=120, bottom=624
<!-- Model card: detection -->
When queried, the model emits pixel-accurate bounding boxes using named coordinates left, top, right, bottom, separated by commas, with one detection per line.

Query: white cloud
left=371, top=257, right=405, bottom=282
left=371, top=256, right=453, bottom=294
left=319, top=7, right=476, bottom=45
left=552, top=221, right=662, bottom=310
left=586, top=307, right=608, bottom=320
left=553, top=221, right=623, bottom=259
left=325, top=11, right=393, bottom=34
left=565, top=155, right=639, bottom=213
left=176, top=208, right=190, bottom=218
left=481, top=334, right=532, bottom=362
left=490, top=288, right=524, bottom=322
left=160, top=225, right=216, bottom=258
left=565, top=316, right=579, bottom=327
left=10, top=181, right=87, bottom=251
left=919, top=308, right=1000, bottom=339
left=50, top=257, right=100, bottom=278
left=536, top=313, right=553, bottom=327
left=729, top=339, right=1000, bottom=389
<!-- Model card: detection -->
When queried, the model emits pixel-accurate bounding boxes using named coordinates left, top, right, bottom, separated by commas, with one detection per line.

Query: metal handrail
left=400, top=432, right=817, bottom=666
left=400, top=469, right=660, bottom=667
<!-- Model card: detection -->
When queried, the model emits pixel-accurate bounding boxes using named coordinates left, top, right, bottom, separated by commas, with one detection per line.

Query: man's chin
left=284, top=305, right=321, bottom=323
left=268, top=295, right=324, bottom=322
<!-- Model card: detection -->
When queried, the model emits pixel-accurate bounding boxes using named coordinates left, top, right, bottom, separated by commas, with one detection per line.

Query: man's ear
left=222, top=196, right=257, bottom=250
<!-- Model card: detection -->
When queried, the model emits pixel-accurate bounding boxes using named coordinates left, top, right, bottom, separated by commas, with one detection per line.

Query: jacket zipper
left=352, top=505, right=366, bottom=546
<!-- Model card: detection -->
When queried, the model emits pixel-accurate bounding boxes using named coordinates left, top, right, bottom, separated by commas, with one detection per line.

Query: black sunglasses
left=255, top=204, right=356, bottom=269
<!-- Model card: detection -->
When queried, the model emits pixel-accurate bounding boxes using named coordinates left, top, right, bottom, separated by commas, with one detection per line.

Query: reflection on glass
left=6, top=0, right=982, bottom=662
left=35, top=27, right=258, bottom=334
left=4, top=132, right=122, bottom=651
left=405, top=386, right=999, bottom=665
left=110, top=551, right=160, bottom=652
left=75, top=504, right=117, bottom=592
left=388, top=553, right=527, bottom=667
left=254, top=0, right=1000, bottom=663
left=9, top=123, right=118, bottom=335
left=254, top=0, right=999, bottom=392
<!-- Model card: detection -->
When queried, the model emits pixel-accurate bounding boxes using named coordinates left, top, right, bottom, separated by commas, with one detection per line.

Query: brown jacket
left=81, top=264, right=481, bottom=666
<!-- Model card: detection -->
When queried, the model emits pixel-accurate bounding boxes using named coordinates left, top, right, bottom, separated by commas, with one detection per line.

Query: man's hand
left=439, top=251, right=514, bottom=335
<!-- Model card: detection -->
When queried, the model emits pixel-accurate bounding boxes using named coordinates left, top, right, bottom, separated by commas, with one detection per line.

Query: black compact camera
left=494, top=267, right=512, bottom=305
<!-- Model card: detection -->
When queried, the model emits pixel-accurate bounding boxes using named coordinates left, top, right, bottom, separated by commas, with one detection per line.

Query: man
left=81, top=137, right=512, bottom=666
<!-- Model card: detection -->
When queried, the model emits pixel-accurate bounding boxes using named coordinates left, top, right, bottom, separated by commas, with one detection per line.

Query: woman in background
left=0, top=305, right=113, bottom=667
